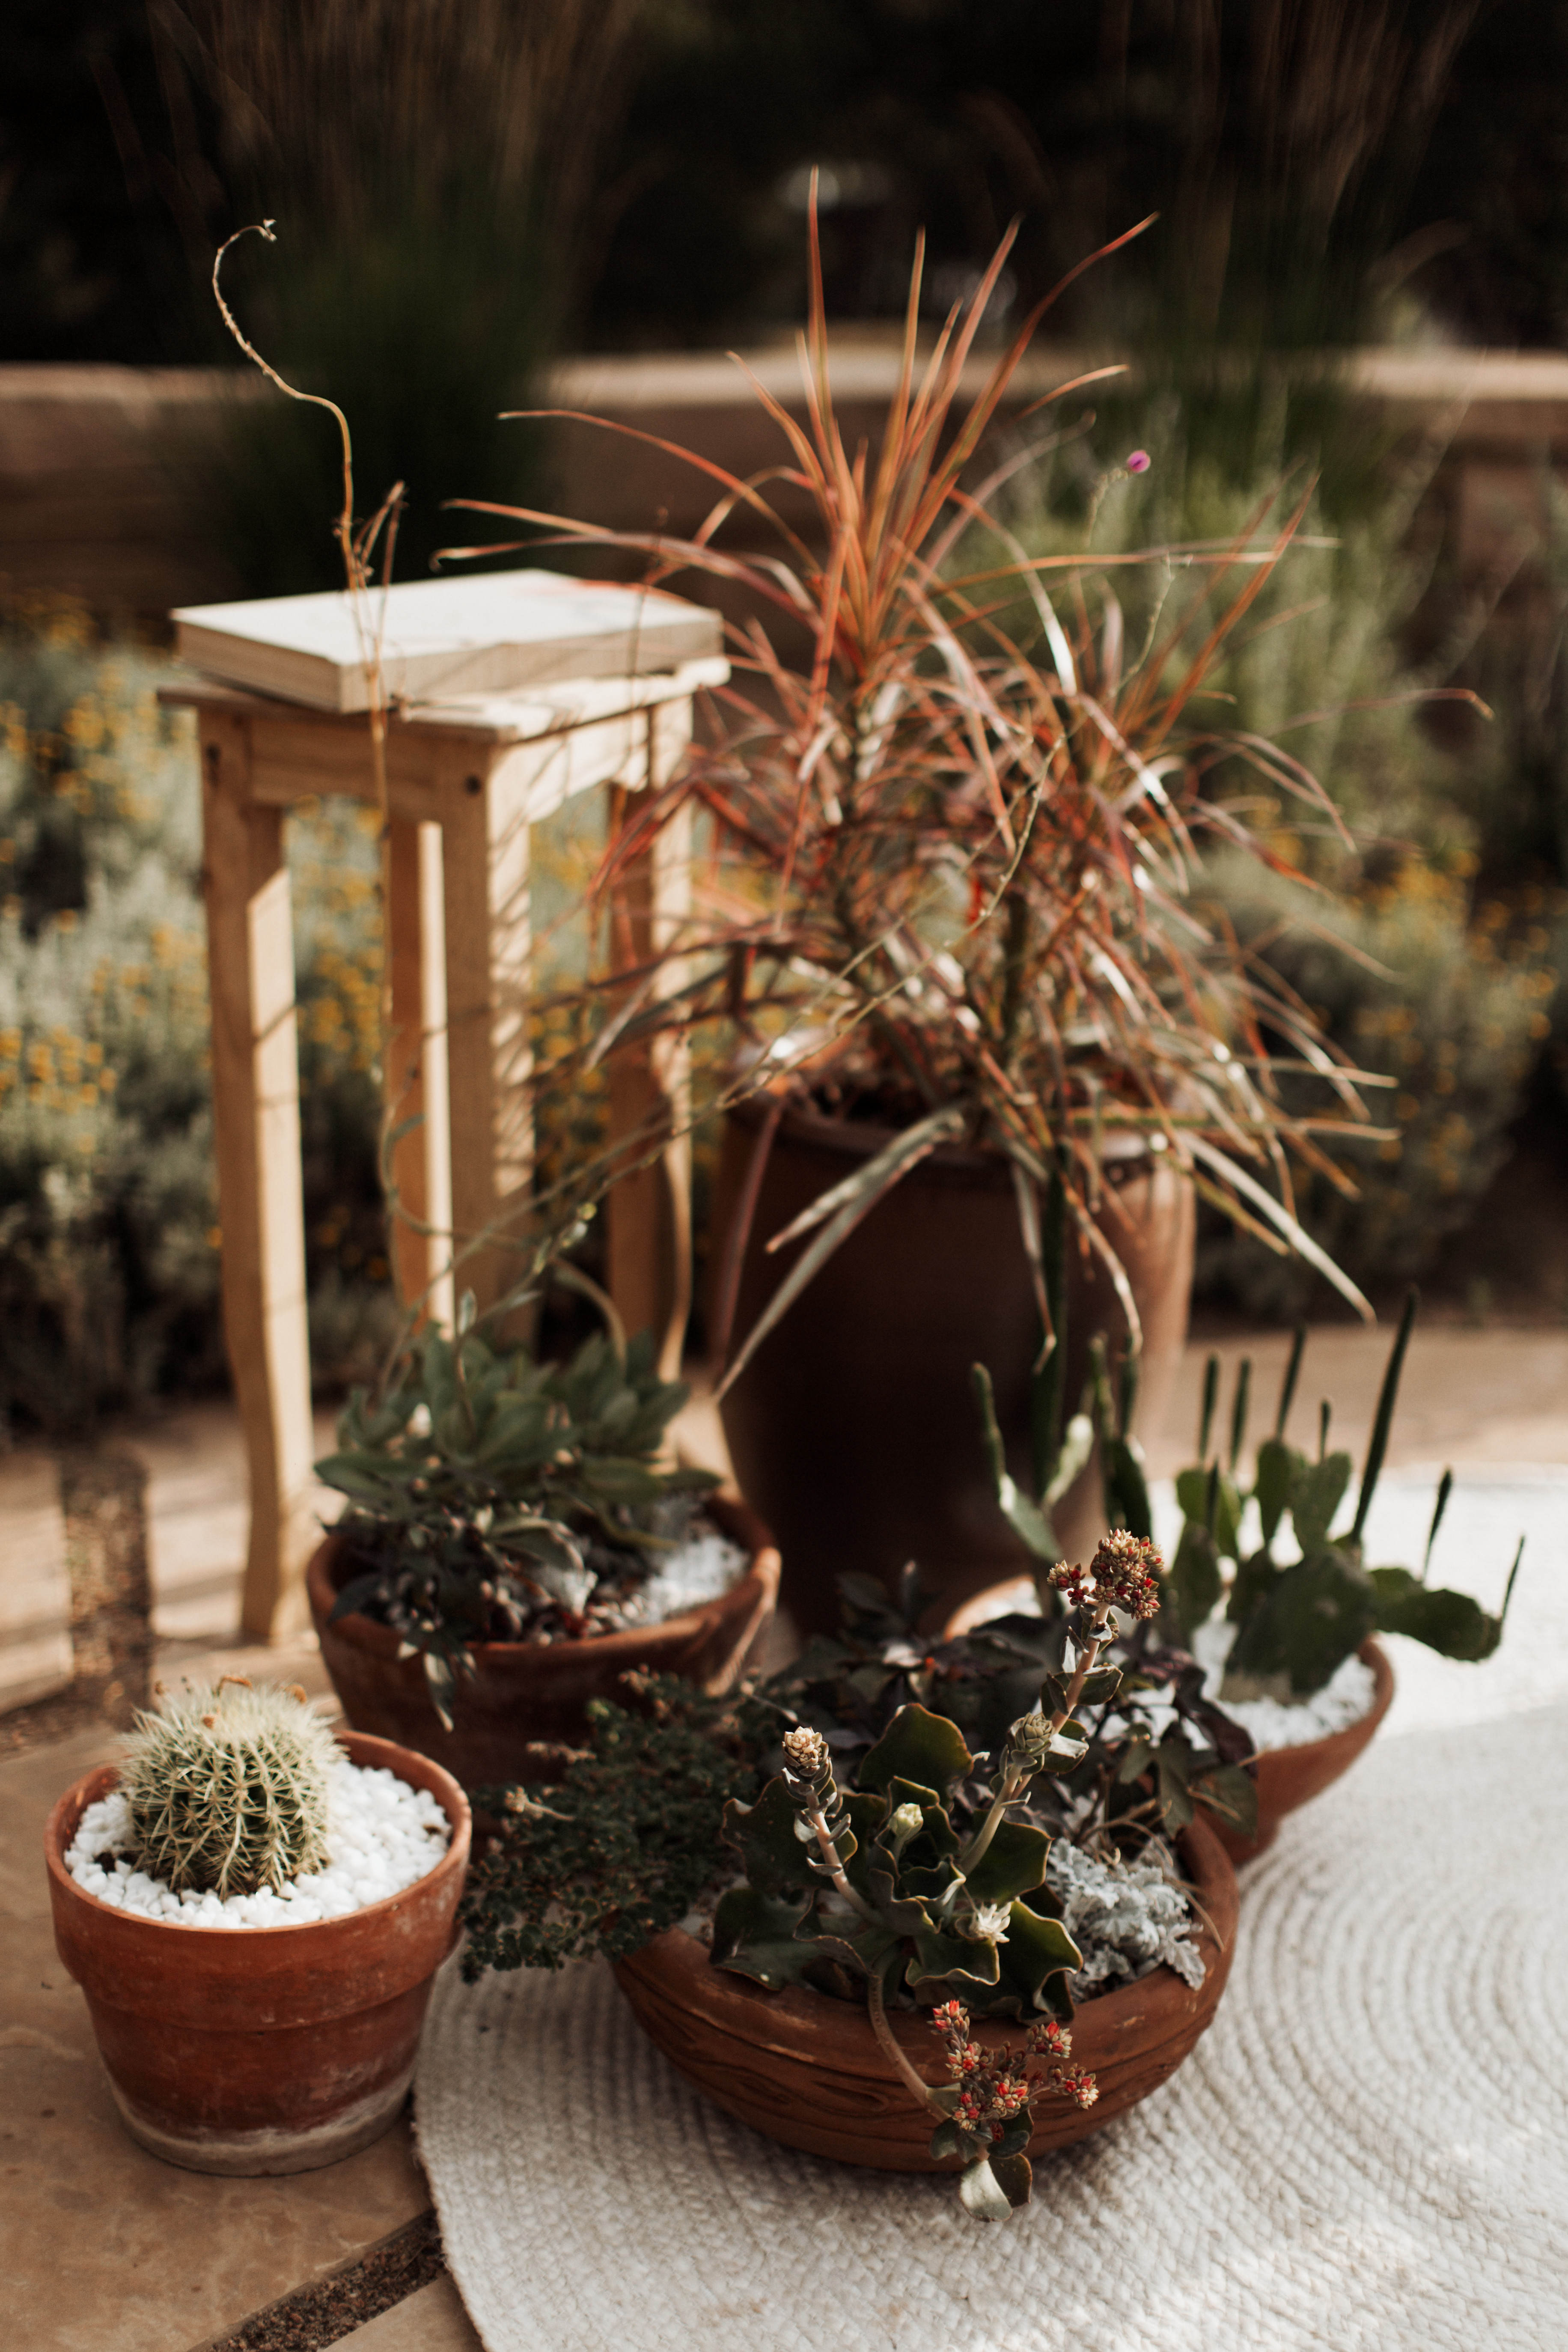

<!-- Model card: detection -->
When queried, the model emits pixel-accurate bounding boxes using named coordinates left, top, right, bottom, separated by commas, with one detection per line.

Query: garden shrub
left=0, top=597, right=393, bottom=1434
left=1195, top=854, right=1553, bottom=1317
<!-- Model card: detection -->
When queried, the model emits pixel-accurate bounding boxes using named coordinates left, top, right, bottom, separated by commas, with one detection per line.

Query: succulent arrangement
left=122, top=1676, right=336, bottom=1899
left=316, top=1313, right=719, bottom=1725
left=464, top=1530, right=1251, bottom=2218
left=1162, top=1292, right=1521, bottom=1701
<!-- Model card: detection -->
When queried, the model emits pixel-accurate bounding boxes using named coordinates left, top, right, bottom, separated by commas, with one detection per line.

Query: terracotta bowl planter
left=614, top=1814, right=1237, bottom=2172
left=709, top=1097, right=1195, bottom=1635
left=45, top=1730, right=470, bottom=2177
left=1211, top=1639, right=1395, bottom=1865
left=308, top=1493, right=780, bottom=1789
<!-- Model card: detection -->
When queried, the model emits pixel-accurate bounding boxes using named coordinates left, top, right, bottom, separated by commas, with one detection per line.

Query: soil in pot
left=309, top=1493, right=780, bottom=1789
left=45, top=1730, right=471, bottom=2176
left=614, top=1813, right=1236, bottom=2173
left=710, top=1096, right=1194, bottom=1634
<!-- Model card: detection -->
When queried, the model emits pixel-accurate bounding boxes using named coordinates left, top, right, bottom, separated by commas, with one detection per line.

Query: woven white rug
left=417, top=1470, right=1568, bottom=2352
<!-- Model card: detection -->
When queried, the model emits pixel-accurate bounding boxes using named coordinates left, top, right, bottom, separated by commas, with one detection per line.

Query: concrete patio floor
left=4, top=1322, right=1568, bottom=2351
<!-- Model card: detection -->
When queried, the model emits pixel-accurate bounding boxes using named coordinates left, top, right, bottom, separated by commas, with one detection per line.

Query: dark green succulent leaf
left=1169, top=1520, right=1223, bottom=1639
left=988, top=1898, right=1080, bottom=2020
left=1290, top=1451, right=1354, bottom=1555
left=1190, top=1761, right=1258, bottom=1835
left=1176, top=1465, right=1242, bottom=1560
left=959, top=2157, right=1019, bottom=2220
left=1227, top=1545, right=1285, bottom=1627
left=710, top=1886, right=818, bottom=1989
left=720, top=1775, right=820, bottom=1898
left=962, top=1821, right=1052, bottom=1907
left=859, top=1705, right=974, bottom=1798
left=1113, top=1734, right=1154, bottom=1785
left=1253, top=1435, right=1302, bottom=1548
left=1154, top=1731, right=1196, bottom=1829
left=992, top=2125, right=1032, bottom=2163
left=929, top=2118, right=962, bottom=2160
left=1228, top=1546, right=1378, bottom=1696
left=906, top=1925, right=1004, bottom=2004
left=1370, top=1569, right=1502, bottom=1661
left=1103, top=1434, right=1153, bottom=1541
left=572, top=1456, right=671, bottom=1503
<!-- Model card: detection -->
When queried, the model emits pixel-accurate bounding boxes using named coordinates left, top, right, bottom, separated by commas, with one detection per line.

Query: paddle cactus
left=123, top=1676, right=337, bottom=1898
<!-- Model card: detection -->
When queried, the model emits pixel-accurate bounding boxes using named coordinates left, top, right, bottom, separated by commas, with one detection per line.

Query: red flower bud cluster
left=1049, top=1530, right=1162, bottom=1621
left=928, top=2000, right=1100, bottom=2144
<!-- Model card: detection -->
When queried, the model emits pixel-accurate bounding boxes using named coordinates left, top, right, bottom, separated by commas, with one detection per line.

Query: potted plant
left=1152, top=1292, right=1520, bottom=1858
left=447, top=200, right=1385, bottom=1632
left=44, top=1676, right=470, bottom=2175
left=462, top=1528, right=1246, bottom=2220
left=307, top=1308, right=779, bottom=1786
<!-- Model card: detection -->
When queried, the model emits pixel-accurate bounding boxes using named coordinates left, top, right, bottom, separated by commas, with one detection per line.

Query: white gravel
left=64, top=1757, right=452, bottom=1928
left=1190, top=1617, right=1377, bottom=1749
left=630, top=1528, right=747, bottom=1623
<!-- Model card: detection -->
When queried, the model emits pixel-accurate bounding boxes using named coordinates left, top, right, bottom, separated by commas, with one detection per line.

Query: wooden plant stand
left=161, top=652, right=724, bottom=1639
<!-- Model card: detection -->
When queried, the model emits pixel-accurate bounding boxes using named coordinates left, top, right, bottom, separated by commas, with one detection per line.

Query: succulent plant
left=317, top=1316, right=719, bottom=1725
left=123, top=1676, right=338, bottom=1899
left=1163, top=1292, right=1524, bottom=1700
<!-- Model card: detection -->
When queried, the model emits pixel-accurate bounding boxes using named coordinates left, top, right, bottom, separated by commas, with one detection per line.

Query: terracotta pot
left=711, top=1098, right=1194, bottom=1633
left=614, top=1814, right=1236, bottom=2172
left=45, top=1730, right=470, bottom=2177
left=1211, top=1638, right=1395, bottom=1864
left=308, top=1492, right=780, bottom=1788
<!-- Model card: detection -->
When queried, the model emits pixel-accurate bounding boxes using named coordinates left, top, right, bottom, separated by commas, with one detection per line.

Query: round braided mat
left=417, top=1471, right=1568, bottom=2352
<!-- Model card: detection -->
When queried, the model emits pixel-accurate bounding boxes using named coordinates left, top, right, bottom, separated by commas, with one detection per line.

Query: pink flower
left=1126, top=450, right=1151, bottom=474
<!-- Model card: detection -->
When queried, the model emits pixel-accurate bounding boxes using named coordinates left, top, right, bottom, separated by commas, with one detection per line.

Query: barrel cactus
left=123, top=1676, right=338, bottom=1898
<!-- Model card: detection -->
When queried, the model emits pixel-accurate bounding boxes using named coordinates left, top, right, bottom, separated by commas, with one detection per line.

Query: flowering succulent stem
left=866, top=1963, right=948, bottom=2116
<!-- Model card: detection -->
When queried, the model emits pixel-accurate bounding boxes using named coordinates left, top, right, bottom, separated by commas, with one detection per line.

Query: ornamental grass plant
left=446, top=202, right=1410, bottom=1358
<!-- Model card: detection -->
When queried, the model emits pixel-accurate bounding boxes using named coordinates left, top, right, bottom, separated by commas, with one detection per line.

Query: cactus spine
left=123, top=1676, right=337, bottom=1898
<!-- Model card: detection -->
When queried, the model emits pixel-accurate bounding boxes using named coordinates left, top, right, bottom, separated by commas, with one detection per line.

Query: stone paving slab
left=334, top=2277, right=483, bottom=2351
left=0, top=1726, right=431, bottom=2352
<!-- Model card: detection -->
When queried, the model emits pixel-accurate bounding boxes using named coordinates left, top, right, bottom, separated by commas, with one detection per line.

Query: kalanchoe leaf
left=906, top=1924, right=1005, bottom=2004
left=987, top=1899, right=1080, bottom=2020
left=1227, top=1545, right=1284, bottom=1628
left=962, top=1821, right=1052, bottom=1908
left=1190, top=1761, right=1259, bottom=1836
left=1253, top=1435, right=1301, bottom=1549
left=720, top=1776, right=821, bottom=1898
left=1369, top=1568, right=1503, bottom=1661
left=1175, top=1465, right=1243, bottom=1562
left=1227, top=1546, right=1378, bottom=1697
left=1102, top=1433, right=1153, bottom=1542
left=1168, top=1520, right=1223, bottom=1640
left=1154, top=1732, right=1196, bottom=1829
left=929, top=2119, right=962, bottom=2160
left=710, top=1886, right=818, bottom=1989
left=991, top=2149, right=1034, bottom=2204
left=1290, top=1451, right=1354, bottom=1555
left=958, top=2157, right=1018, bottom=2221
left=1113, top=1735, right=1154, bottom=1785
left=859, top=1704, right=975, bottom=1797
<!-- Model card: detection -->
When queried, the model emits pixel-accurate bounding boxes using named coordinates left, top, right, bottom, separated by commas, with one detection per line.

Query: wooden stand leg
left=441, top=758, right=534, bottom=1321
left=606, top=705, right=694, bottom=1380
left=387, top=818, right=454, bottom=1331
left=200, top=714, right=315, bottom=1639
